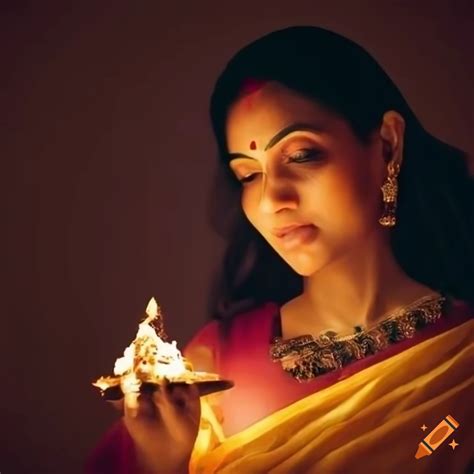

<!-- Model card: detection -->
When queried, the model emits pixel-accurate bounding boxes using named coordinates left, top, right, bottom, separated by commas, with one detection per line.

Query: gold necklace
left=269, top=294, right=446, bottom=382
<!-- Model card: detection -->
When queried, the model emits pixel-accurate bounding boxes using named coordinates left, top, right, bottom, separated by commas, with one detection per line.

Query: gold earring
left=379, top=161, right=400, bottom=227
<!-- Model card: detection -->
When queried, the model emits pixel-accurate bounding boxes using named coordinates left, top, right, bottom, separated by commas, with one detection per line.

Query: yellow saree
left=190, top=319, right=474, bottom=473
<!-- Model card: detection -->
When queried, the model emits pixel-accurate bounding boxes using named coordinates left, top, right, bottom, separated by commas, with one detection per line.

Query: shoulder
left=220, top=301, right=279, bottom=341
left=183, top=301, right=279, bottom=369
left=182, top=319, right=221, bottom=372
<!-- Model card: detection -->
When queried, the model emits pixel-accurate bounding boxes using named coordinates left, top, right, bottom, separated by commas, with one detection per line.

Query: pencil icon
left=415, top=415, right=460, bottom=459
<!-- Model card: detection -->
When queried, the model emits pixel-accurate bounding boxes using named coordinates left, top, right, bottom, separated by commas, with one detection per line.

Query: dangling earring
left=379, top=161, right=400, bottom=227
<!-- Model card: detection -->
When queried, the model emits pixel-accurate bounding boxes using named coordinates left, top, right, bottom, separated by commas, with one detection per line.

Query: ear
left=379, top=111, right=406, bottom=172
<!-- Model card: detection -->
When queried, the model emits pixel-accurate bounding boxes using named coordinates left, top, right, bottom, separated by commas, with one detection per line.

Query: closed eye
left=286, top=149, right=323, bottom=163
left=236, top=150, right=322, bottom=184
left=239, top=172, right=260, bottom=184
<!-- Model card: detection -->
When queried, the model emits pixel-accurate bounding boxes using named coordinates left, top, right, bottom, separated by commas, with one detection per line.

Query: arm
left=85, top=320, right=224, bottom=474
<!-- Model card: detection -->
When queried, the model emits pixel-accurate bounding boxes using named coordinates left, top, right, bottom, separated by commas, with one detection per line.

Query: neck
left=299, top=231, right=437, bottom=334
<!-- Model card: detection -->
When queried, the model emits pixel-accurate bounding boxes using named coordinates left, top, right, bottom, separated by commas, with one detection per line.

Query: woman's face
left=226, top=81, right=388, bottom=276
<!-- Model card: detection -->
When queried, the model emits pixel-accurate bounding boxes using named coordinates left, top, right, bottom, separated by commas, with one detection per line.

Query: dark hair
left=206, top=26, right=474, bottom=320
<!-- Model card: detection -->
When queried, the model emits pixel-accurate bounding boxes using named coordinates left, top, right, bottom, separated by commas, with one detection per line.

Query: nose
left=258, top=172, right=298, bottom=214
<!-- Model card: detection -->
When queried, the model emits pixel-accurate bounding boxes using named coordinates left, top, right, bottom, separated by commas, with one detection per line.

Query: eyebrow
left=227, top=122, right=325, bottom=161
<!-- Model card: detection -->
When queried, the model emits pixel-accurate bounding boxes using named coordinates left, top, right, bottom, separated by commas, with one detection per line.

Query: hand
left=123, top=380, right=201, bottom=473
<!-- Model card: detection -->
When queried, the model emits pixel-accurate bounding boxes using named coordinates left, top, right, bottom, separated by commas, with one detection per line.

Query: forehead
left=226, top=81, right=335, bottom=151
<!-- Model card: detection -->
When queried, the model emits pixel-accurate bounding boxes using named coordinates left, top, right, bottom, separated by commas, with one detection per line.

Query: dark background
left=1, top=1, right=472, bottom=472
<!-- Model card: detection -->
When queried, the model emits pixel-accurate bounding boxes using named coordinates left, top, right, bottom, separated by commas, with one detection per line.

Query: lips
left=271, top=224, right=318, bottom=250
left=271, top=224, right=313, bottom=238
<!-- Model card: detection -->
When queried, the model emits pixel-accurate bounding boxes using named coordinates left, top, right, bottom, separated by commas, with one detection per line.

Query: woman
left=87, top=26, right=474, bottom=473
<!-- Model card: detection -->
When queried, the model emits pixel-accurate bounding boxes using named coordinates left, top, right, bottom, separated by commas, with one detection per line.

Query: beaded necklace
left=269, top=294, right=446, bottom=382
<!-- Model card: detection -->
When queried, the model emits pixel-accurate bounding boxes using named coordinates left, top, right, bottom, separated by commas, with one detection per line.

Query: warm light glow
left=93, top=297, right=220, bottom=395
left=113, top=297, right=188, bottom=381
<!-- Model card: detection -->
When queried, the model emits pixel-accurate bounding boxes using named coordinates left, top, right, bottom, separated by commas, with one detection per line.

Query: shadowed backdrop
left=1, top=1, right=472, bottom=472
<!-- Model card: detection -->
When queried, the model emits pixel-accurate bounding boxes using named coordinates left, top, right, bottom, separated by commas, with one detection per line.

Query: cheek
left=314, top=167, right=381, bottom=231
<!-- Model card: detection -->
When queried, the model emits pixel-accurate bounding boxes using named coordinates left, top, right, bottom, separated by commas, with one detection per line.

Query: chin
left=281, top=252, right=327, bottom=277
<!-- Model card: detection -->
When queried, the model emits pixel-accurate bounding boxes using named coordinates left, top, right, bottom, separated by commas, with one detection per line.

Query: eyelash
left=238, top=149, right=322, bottom=184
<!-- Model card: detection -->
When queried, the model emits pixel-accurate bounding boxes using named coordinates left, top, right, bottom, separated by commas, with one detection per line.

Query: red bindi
left=250, top=140, right=257, bottom=150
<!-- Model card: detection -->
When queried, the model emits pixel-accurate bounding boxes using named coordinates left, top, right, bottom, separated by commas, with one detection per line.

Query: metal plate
left=100, top=379, right=234, bottom=401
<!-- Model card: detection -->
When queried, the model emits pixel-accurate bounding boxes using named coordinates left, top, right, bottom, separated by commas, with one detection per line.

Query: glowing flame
left=113, top=297, right=187, bottom=380
left=93, top=297, right=219, bottom=396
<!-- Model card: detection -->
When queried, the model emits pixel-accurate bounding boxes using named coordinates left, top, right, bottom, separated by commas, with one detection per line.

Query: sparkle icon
left=421, top=424, right=428, bottom=431
left=415, top=414, right=460, bottom=459
left=449, top=439, right=459, bottom=450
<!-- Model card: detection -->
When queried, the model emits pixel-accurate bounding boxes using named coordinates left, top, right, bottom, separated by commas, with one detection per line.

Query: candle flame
left=93, top=297, right=220, bottom=396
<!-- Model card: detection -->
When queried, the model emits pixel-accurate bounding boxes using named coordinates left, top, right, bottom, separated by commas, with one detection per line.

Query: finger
left=152, top=381, right=182, bottom=429
left=155, top=382, right=199, bottom=410
left=179, top=383, right=201, bottom=423
left=153, top=379, right=172, bottom=408
left=168, top=384, right=189, bottom=408
left=171, top=383, right=201, bottom=414
left=124, top=391, right=139, bottom=419
left=124, top=391, right=155, bottom=419
left=154, top=383, right=201, bottom=432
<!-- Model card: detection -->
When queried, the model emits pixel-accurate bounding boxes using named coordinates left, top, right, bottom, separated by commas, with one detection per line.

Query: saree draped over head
left=86, top=299, right=474, bottom=474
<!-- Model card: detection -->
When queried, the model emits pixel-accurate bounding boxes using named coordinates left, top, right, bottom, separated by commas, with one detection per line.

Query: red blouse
left=186, top=298, right=472, bottom=437
left=85, top=298, right=472, bottom=473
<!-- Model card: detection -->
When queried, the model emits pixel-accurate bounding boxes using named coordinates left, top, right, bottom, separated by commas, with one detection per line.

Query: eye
left=239, top=172, right=260, bottom=184
left=287, top=149, right=322, bottom=163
